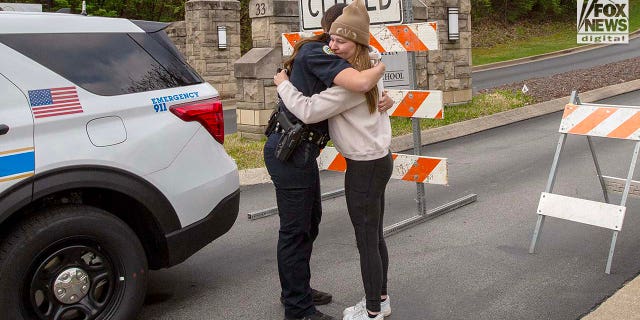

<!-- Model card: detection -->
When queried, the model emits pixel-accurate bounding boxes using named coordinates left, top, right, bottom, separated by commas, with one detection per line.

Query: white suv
left=0, top=12, right=240, bottom=319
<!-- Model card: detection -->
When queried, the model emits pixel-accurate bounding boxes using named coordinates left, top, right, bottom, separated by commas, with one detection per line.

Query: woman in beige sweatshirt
left=274, top=2, right=393, bottom=319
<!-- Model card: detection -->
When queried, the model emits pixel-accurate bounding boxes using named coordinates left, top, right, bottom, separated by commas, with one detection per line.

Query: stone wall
left=165, top=21, right=186, bottom=54
left=233, top=0, right=299, bottom=140
left=164, top=0, right=242, bottom=102
left=186, top=0, right=241, bottom=101
left=414, top=0, right=472, bottom=104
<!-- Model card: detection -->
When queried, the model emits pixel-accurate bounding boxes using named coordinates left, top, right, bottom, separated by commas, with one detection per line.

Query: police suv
left=0, top=12, right=240, bottom=319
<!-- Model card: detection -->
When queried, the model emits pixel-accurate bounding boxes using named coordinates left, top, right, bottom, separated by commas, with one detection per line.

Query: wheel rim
left=26, top=241, right=120, bottom=320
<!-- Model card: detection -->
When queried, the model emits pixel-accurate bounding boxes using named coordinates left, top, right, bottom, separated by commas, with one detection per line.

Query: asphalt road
left=139, top=90, right=640, bottom=319
left=472, top=37, right=640, bottom=92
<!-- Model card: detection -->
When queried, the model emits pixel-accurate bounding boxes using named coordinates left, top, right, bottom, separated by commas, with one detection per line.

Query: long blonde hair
left=348, top=44, right=379, bottom=114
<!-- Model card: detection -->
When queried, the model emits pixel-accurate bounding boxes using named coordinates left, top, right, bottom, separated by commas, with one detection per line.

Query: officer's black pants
left=344, top=152, right=393, bottom=313
left=264, top=133, right=322, bottom=319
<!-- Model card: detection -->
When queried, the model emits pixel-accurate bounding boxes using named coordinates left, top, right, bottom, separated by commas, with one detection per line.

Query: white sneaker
left=343, top=296, right=391, bottom=317
left=342, top=307, right=383, bottom=320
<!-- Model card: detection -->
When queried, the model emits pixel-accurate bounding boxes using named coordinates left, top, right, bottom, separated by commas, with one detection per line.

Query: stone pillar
left=414, top=0, right=472, bottom=105
left=185, top=0, right=241, bottom=102
left=234, top=0, right=298, bottom=140
left=165, top=21, right=187, bottom=54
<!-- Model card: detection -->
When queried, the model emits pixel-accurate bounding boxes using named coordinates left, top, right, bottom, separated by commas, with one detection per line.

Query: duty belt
left=274, top=122, right=329, bottom=147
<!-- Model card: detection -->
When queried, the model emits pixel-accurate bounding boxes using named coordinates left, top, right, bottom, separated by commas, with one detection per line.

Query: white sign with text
left=380, top=52, right=411, bottom=89
left=299, top=0, right=402, bottom=31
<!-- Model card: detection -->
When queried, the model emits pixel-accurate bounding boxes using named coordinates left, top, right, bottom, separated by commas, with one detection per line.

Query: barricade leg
left=544, top=135, right=567, bottom=192
left=248, top=188, right=345, bottom=220
left=383, top=193, right=477, bottom=237
left=619, top=142, right=640, bottom=206
left=412, top=118, right=427, bottom=215
left=380, top=116, right=477, bottom=237
left=529, top=133, right=567, bottom=253
left=529, top=215, right=546, bottom=254
left=605, top=231, right=619, bottom=274
left=587, top=136, right=610, bottom=203
left=605, top=141, right=640, bottom=273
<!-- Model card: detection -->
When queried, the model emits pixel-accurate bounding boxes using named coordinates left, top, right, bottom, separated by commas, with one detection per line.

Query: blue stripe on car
left=0, top=151, right=35, bottom=177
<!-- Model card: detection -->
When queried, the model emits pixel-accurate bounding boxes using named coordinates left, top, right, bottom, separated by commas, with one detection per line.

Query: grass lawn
left=390, top=91, right=535, bottom=137
left=472, top=0, right=640, bottom=66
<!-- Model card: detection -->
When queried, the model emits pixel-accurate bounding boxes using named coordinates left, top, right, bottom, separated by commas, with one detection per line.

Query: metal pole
left=545, top=134, right=567, bottom=193
left=384, top=193, right=477, bottom=237
left=587, top=136, right=610, bottom=203
left=530, top=133, right=567, bottom=254
left=412, top=119, right=426, bottom=215
left=605, top=231, right=619, bottom=274
left=402, top=0, right=427, bottom=215
left=529, top=215, right=545, bottom=254
left=603, top=138, right=640, bottom=274
left=573, top=92, right=582, bottom=105
left=619, top=141, right=640, bottom=206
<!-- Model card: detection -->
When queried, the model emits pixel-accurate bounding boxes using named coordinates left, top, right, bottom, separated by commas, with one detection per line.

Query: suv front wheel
left=0, top=205, right=148, bottom=320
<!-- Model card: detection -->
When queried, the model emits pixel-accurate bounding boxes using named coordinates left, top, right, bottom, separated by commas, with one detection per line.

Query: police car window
left=0, top=33, right=201, bottom=96
left=129, top=33, right=203, bottom=86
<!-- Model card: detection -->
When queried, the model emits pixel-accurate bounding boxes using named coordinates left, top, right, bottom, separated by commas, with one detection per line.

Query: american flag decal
left=28, top=86, right=83, bottom=119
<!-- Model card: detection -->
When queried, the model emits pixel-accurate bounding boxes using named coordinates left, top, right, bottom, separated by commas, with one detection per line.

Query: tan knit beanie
left=329, top=0, right=370, bottom=47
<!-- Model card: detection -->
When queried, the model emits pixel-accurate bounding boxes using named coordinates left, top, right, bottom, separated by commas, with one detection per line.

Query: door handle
left=0, top=124, right=9, bottom=135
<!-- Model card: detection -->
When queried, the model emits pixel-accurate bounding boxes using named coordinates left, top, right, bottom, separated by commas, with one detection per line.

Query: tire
left=0, top=205, right=148, bottom=320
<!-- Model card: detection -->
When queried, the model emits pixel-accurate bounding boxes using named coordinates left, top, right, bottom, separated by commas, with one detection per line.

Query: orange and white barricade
left=281, top=22, right=439, bottom=56
left=529, top=91, right=640, bottom=274
left=250, top=20, right=477, bottom=236
left=317, top=147, right=447, bottom=185
left=386, top=90, right=443, bottom=119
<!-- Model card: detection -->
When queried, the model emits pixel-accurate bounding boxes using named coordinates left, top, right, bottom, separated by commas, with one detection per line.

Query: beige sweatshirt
left=277, top=80, right=391, bottom=161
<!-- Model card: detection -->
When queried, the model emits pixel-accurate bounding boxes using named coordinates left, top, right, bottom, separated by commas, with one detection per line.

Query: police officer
left=263, top=4, right=385, bottom=320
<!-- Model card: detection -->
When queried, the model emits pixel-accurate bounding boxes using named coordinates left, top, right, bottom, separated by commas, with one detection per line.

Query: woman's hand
left=372, top=61, right=386, bottom=72
left=378, top=90, right=394, bottom=112
left=274, top=70, right=289, bottom=86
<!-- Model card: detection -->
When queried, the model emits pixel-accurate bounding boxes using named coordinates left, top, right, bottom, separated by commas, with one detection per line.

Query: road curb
left=582, top=271, right=640, bottom=319
left=239, top=80, right=640, bottom=186
left=238, top=167, right=272, bottom=188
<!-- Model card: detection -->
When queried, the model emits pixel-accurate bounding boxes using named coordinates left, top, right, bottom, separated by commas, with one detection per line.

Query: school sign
left=299, top=0, right=403, bottom=30
left=577, top=0, right=629, bottom=44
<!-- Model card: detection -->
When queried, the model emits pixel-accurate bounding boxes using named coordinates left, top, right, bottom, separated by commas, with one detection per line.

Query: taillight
left=170, top=98, right=224, bottom=144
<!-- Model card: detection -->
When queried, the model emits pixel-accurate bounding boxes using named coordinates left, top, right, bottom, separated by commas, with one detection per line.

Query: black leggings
left=344, top=152, right=393, bottom=313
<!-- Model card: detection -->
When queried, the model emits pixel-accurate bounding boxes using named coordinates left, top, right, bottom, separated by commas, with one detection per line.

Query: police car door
left=0, top=73, right=35, bottom=196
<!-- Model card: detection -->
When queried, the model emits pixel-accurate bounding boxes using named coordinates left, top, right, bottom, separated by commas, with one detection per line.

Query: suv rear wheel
left=0, top=205, right=148, bottom=320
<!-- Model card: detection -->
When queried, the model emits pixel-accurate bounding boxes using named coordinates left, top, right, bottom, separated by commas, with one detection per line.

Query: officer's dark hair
left=321, top=3, right=347, bottom=32
left=283, top=3, right=347, bottom=72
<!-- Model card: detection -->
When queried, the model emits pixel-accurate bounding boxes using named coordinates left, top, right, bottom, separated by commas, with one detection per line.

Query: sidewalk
left=584, top=273, right=640, bottom=319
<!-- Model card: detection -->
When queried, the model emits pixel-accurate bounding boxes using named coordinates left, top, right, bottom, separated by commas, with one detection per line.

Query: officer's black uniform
left=263, top=38, right=350, bottom=319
